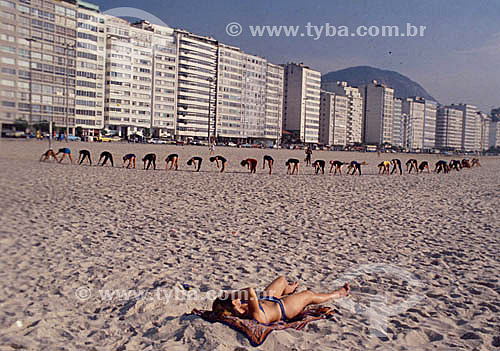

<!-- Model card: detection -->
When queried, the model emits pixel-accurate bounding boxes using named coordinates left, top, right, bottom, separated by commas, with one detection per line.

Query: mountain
left=321, top=66, right=437, bottom=102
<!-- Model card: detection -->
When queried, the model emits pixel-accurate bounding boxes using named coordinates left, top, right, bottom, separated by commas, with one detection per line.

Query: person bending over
left=98, top=151, right=113, bottom=167
left=210, top=155, right=227, bottom=173
left=165, top=153, right=179, bottom=170
left=122, top=153, right=136, bottom=169
left=40, top=149, right=58, bottom=162
left=56, top=148, right=73, bottom=164
left=406, top=159, right=418, bottom=173
left=329, top=160, right=345, bottom=175
left=187, top=156, right=203, bottom=172
left=313, top=160, right=326, bottom=174
left=285, top=158, right=300, bottom=175
left=347, top=161, right=367, bottom=175
left=461, top=159, right=471, bottom=168
left=142, top=153, right=156, bottom=170
left=471, top=158, right=481, bottom=167
left=211, top=276, right=349, bottom=324
left=263, top=155, right=274, bottom=175
left=449, top=159, right=461, bottom=172
left=241, top=158, right=258, bottom=173
left=390, top=159, right=402, bottom=175
left=434, top=160, right=449, bottom=174
left=377, top=161, right=390, bottom=175
left=78, top=149, right=92, bottom=165
left=418, top=161, right=430, bottom=174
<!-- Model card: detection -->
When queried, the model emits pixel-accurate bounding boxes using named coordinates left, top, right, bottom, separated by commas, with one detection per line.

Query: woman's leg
left=281, top=284, right=349, bottom=319
left=263, top=276, right=298, bottom=298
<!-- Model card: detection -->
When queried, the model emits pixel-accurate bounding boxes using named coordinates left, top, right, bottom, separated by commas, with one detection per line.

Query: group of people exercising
left=40, top=148, right=481, bottom=175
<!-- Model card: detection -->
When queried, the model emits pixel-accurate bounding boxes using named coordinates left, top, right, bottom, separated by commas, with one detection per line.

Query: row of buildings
left=1, top=0, right=499, bottom=152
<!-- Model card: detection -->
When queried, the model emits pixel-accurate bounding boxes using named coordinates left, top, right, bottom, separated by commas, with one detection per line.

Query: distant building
left=489, top=108, right=500, bottom=148
left=282, top=63, right=321, bottom=143
left=477, top=112, right=491, bottom=151
left=422, top=100, right=437, bottom=150
left=319, top=90, right=348, bottom=146
left=359, top=81, right=394, bottom=145
left=436, top=106, right=464, bottom=150
left=321, top=81, right=363, bottom=144
left=392, top=98, right=403, bottom=147
left=401, top=97, right=437, bottom=151
left=451, top=104, right=480, bottom=151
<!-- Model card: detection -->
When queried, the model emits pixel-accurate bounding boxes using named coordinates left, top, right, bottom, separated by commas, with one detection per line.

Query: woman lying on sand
left=212, top=276, right=349, bottom=324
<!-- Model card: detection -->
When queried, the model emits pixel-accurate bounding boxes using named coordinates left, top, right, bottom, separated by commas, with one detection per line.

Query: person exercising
left=461, top=159, right=471, bottom=168
left=210, top=155, right=227, bottom=173
left=122, top=153, right=136, bottom=168
left=434, top=160, right=449, bottom=174
left=263, top=155, right=274, bottom=175
left=406, top=159, right=418, bottom=173
left=418, top=161, right=430, bottom=173
left=142, top=153, right=156, bottom=170
left=329, top=160, right=345, bottom=175
left=377, top=161, right=391, bottom=175
left=312, top=160, right=326, bottom=174
left=40, top=149, right=58, bottom=162
left=347, top=161, right=367, bottom=175
left=56, top=147, right=73, bottom=164
left=449, top=159, right=461, bottom=171
left=390, top=159, right=403, bottom=175
left=471, top=158, right=481, bottom=167
left=286, top=158, right=300, bottom=175
left=78, top=149, right=92, bottom=165
left=98, top=151, right=113, bottom=167
left=187, top=156, right=203, bottom=172
left=165, top=153, right=179, bottom=170
left=241, top=158, right=258, bottom=173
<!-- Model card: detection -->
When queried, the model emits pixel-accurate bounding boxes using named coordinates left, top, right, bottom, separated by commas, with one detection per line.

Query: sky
left=97, top=0, right=500, bottom=112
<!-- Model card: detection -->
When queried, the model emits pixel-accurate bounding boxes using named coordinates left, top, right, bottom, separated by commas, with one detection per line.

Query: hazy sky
left=98, top=0, right=500, bottom=112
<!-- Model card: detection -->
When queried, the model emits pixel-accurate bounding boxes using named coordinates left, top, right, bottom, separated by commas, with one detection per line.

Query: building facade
left=392, top=98, right=403, bottom=147
left=321, top=81, right=363, bottom=144
left=360, top=81, right=394, bottom=145
left=319, top=90, right=348, bottom=146
left=452, top=103, right=480, bottom=151
left=436, top=105, right=463, bottom=150
left=264, top=63, right=283, bottom=145
left=282, top=63, right=321, bottom=144
left=401, top=98, right=425, bottom=150
left=422, top=99, right=437, bottom=150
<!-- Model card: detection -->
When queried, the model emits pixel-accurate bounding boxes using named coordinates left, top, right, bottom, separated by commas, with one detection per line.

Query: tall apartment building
left=478, top=112, right=491, bottom=151
left=321, top=81, right=363, bottom=144
left=436, top=105, right=463, bottom=150
left=401, top=98, right=425, bottom=150
left=490, top=108, right=500, bottom=148
left=422, top=100, right=437, bottom=150
left=175, top=30, right=217, bottom=140
left=451, top=103, right=480, bottom=151
left=75, top=1, right=106, bottom=138
left=360, top=81, right=394, bottom=145
left=264, top=63, right=284, bottom=144
left=392, top=98, right=403, bottom=147
left=282, top=63, right=321, bottom=144
left=0, top=0, right=78, bottom=134
left=319, top=90, right=348, bottom=146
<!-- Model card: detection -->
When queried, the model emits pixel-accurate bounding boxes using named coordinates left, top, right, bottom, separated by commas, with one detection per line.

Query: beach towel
left=191, top=306, right=334, bottom=346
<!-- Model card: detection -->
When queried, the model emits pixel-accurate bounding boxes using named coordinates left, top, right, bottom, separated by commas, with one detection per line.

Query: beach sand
left=0, top=139, right=498, bottom=351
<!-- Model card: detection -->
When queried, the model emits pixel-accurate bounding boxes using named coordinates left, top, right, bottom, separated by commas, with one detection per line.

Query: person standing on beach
left=97, top=151, right=113, bottom=167
left=286, top=158, right=300, bottom=175
left=56, top=147, right=73, bottom=164
left=262, top=155, right=274, bottom=175
left=406, top=159, right=418, bottom=173
left=418, top=161, right=430, bottom=173
left=78, top=149, right=92, bottom=165
left=210, top=155, right=227, bottom=173
left=241, top=158, right=258, bottom=173
left=40, top=149, right=58, bottom=162
left=187, top=156, right=203, bottom=172
left=165, top=154, right=179, bottom=170
left=434, top=160, right=450, bottom=174
left=329, top=160, right=345, bottom=175
left=312, top=160, right=326, bottom=174
left=304, top=147, right=312, bottom=166
left=209, top=142, right=215, bottom=155
left=390, top=159, right=403, bottom=175
left=347, top=161, right=366, bottom=175
left=122, top=153, right=136, bottom=169
left=142, top=153, right=156, bottom=170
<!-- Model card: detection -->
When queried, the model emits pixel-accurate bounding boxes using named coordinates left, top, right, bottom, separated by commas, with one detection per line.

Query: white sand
left=0, top=139, right=498, bottom=351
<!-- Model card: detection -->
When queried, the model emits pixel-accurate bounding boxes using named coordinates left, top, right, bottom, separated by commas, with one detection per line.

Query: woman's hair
left=187, top=159, right=193, bottom=166
left=209, top=157, right=216, bottom=162
left=240, top=160, right=247, bottom=167
left=212, top=297, right=235, bottom=317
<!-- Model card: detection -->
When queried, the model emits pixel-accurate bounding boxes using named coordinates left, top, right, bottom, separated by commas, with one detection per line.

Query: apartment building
left=478, top=112, right=491, bottom=151
left=264, top=63, right=283, bottom=145
left=0, top=0, right=78, bottom=134
left=422, top=99, right=437, bottom=150
left=282, top=63, right=321, bottom=144
left=392, top=98, right=403, bottom=147
left=175, top=30, right=218, bottom=140
left=451, top=103, right=480, bottom=151
left=360, top=80, right=394, bottom=145
left=436, top=105, right=463, bottom=150
left=321, top=81, right=363, bottom=144
left=75, top=1, right=106, bottom=138
left=319, top=90, right=348, bottom=146
left=401, top=98, right=425, bottom=150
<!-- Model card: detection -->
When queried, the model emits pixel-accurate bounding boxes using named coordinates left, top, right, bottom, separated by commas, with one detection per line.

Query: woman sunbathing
left=212, top=276, right=349, bottom=324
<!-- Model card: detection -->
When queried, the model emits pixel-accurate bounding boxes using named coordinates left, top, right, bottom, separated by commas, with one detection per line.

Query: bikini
left=242, top=296, right=288, bottom=322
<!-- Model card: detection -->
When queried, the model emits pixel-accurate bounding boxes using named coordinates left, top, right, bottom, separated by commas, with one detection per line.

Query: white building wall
left=436, top=106, right=463, bottom=150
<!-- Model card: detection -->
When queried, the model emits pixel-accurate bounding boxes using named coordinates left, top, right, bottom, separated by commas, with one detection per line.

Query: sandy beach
left=0, top=139, right=498, bottom=351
